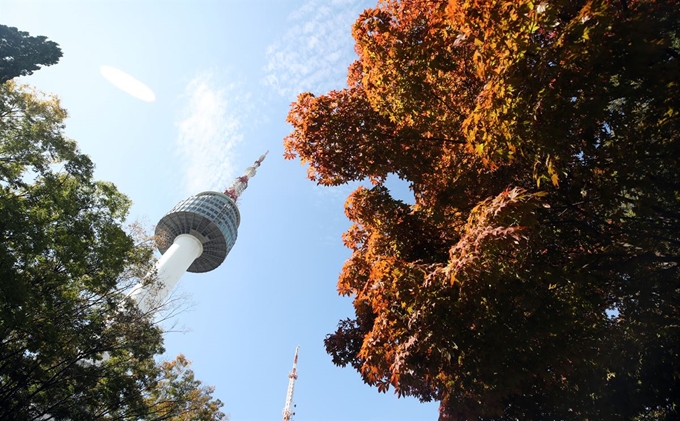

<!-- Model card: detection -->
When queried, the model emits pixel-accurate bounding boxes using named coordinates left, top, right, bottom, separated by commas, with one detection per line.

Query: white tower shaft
left=282, top=346, right=299, bottom=421
left=130, top=234, right=203, bottom=314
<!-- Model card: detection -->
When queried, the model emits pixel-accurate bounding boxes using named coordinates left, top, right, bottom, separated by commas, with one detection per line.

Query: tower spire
left=225, top=151, right=268, bottom=202
left=282, top=346, right=299, bottom=421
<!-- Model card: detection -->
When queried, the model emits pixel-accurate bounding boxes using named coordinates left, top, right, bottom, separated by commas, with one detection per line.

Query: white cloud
left=263, top=0, right=373, bottom=98
left=175, top=71, right=248, bottom=194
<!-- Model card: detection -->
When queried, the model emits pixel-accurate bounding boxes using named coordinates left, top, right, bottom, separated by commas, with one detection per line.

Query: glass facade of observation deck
left=155, top=191, right=241, bottom=273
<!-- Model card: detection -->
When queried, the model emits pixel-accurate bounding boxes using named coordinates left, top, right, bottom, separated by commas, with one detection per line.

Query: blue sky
left=3, top=1, right=437, bottom=420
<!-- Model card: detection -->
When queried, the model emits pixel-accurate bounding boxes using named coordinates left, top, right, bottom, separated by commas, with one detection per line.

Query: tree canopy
left=285, top=0, right=680, bottom=419
left=0, top=25, right=62, bottom=83
left=146, top=355, right=226, bottom=421
left=0, top=54, right=224, bottom=420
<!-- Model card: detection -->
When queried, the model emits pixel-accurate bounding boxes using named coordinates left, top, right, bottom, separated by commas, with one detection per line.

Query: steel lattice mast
left=224, top=151, right=268, bottom=202
left=282, top=346, right=300, bottom=421
left=130, top=151, right=268, bottom=313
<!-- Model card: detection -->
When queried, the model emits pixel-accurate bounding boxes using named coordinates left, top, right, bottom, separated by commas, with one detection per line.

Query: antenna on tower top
left=224, top=151, right=269, bottom=202
left=282, top=346, right=299, bottom=421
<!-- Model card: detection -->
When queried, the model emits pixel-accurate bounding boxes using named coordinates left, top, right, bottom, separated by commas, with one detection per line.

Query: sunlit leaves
left=287, top=0, right=680, bottom=419
left=0, top=73, right=224, bottom=420
left=146, top=355, right=226, bottom=421
left=284, top=87, right=448, bottom=188
left=0, top=81, right=161, bottom=420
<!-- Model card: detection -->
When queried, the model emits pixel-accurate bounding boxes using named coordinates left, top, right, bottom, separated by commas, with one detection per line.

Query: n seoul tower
left=132, top=152, right=268, bottom=313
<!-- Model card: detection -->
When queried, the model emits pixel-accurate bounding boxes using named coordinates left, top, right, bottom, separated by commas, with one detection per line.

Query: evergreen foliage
left=0, top=25, right=62, bottom=83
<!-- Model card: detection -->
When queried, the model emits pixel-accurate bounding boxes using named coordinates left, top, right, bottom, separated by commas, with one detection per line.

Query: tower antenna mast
left=282, top=346, right=299, bottom=421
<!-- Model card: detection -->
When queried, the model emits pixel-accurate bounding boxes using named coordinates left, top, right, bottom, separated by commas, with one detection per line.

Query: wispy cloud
left=175, top=71, right=249, bottom=194
left=263, top=0, right=372, bottom=99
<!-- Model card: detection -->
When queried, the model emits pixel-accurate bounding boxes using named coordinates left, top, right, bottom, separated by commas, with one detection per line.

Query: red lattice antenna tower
left=282, top=346, right=299, bottom=421
left=224, top=151, right=268, bottom=202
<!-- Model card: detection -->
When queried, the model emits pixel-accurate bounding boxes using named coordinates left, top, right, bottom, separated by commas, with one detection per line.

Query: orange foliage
left=285, top=0, right=680, bottom=418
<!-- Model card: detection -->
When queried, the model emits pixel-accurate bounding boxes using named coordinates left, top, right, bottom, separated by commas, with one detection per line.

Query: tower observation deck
left=155, top=190, right=241, bottom=273
left=131, top=152, right=267, bottom=313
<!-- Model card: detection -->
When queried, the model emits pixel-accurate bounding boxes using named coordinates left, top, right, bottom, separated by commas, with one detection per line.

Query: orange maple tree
left=285, top=0, right=680, bottom=419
